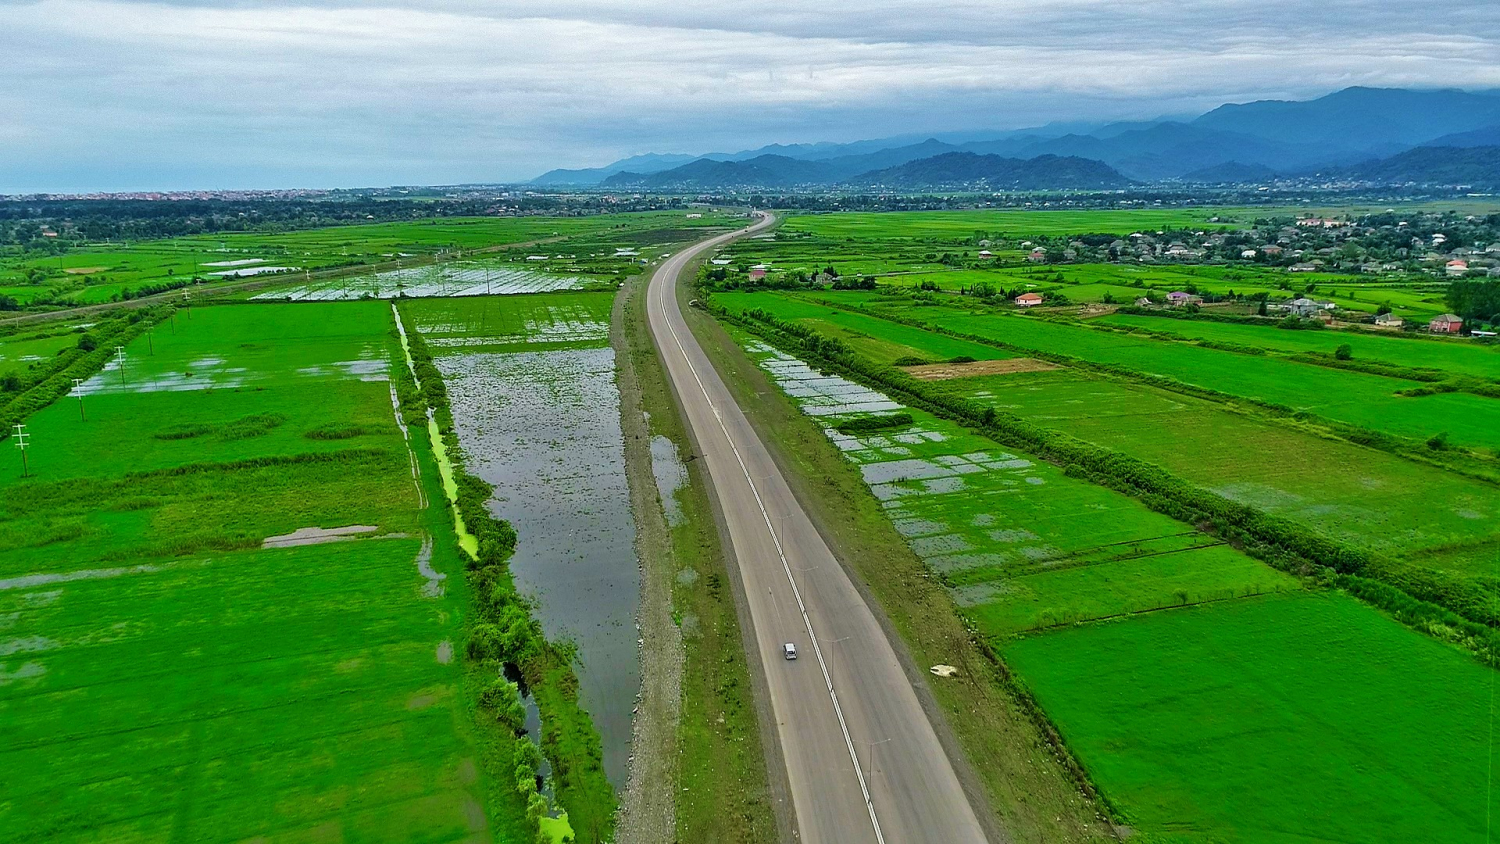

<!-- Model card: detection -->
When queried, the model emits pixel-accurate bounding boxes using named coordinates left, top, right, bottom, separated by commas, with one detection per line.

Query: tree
left=76, top=333, right=98, bottom=352
left=1335, top=344, right=1353, bottom=361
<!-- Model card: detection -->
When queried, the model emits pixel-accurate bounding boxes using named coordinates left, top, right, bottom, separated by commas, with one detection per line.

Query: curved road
left=646, top=214, right=990, bottom=844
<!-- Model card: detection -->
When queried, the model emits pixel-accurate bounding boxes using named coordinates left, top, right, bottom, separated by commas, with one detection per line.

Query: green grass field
left=1101, top=313, right=1500, bottom=379
left=0, top=301, right=540, bottom=842
left=720, top=289, right=1500, bottom=584
left=1005, top=592, right=1498, bottom=844
left=1, top=210, right=738, bottom=306
left=716, top=275, right=1500, bottom=844
left=735, top=333, right=1295, bottom=636
left=780, top=209, right=1252, bottom=239
left=783, top=291, right=1500, bottom=452
left=401, top=291, right=615, bottom=353
left=720, top=292, right=1011, bottom=364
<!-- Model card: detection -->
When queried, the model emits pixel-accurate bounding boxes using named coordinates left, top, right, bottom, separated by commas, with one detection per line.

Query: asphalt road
left=646, top=214, right=989, bottom=844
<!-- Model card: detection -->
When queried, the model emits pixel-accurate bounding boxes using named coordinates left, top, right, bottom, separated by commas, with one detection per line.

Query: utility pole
left=146, top=325, right=154, bottom=355
left=13, top=423, right=29, bottom=478
left=115, top=346, right=127, bottom=386
left=72, top=378, right=85, bottom=421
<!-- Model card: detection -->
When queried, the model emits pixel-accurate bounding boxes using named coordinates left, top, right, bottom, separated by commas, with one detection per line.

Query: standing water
left=434, top=345, right=640, bottom=789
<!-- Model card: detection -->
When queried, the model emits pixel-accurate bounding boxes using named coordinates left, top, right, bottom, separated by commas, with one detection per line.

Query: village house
left=977, top=250, right=995, bottom=259
left=748, top=264, right=768, bottom=281
left=1015, top=292, right=1044, bottom=307
left=1374, top=312, right=1404, bottom=328
left=1446, top=260, right=1469, bottom=277
left=1134, top=296, right=1153, bottom=307
left=1166, top=291, right=1202, bottom=307
left=1284, top=297, right=1321, bottom=317
left=1026, top=247, right=1047, bottom=263
left=1289, top=262, right=1318, bottom=272
left=1429, top=313, right=1464, bottom=334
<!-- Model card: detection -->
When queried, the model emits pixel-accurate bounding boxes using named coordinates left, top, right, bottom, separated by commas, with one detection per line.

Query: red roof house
left=1430, top=313, right=1463, bottom=334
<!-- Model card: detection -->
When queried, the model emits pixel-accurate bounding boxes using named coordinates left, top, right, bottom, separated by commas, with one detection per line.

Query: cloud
left=2, top=0, right=1498, bottom=190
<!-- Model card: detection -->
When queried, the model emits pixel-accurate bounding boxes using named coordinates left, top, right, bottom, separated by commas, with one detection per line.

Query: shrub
left=1334, top=344, right=1353, bottom=361
left=834, top=412, right=914, bottom=434
left=217, top=412, right=288, bottom=440
left=153, top=422, right=217, bottom=440
left=303, top=422, right=368, bottom=440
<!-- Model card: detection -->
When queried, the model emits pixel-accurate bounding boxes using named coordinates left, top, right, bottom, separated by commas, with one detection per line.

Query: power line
left=12, top=423, right=30, bottom=478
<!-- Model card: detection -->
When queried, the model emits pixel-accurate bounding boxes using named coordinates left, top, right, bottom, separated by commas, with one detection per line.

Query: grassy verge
left=681, top=281, right=1119, bottom=842
left=618, top=272, right=782, bottom=842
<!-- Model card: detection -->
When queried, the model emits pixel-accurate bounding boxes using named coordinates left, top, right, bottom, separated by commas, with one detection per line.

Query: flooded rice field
left=75, top=345, right=388, bottom=394
left=742, top=341, right=1216, bottom=575
left=434, top=343, right=639, bottom=789
left=253, top=263, right=595, bottom=301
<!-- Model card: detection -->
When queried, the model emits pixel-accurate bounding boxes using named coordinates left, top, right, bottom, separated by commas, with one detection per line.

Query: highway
left=646, top=213, right=991, bottom=844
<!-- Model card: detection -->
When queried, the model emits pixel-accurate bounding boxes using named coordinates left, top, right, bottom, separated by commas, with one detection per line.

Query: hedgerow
left=1, top=307, right=173, bottom=437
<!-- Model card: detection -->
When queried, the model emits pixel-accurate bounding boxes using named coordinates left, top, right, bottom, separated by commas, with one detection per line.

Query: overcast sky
left=3, top=0, right=1499, bottom=192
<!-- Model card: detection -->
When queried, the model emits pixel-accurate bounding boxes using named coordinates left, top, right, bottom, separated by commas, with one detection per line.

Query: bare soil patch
left=64, top=266, right=109, bottom=275
left=905, top=358, right=1060, bottom=380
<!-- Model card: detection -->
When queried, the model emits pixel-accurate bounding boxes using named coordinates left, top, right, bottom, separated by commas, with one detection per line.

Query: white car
left=783, top=643, right=798, bottom=660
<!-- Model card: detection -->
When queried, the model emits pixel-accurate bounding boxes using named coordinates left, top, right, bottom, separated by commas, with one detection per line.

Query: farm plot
left=1100, top=313, right=1500, bottom=380
left=1005, top=591, right=1498, bottom=844
left=945, top=368, right=1500, bottom=572
left=401, top=293, right=641, bottom=788
left=715, top=292, right=1011, bottom=365
left=252, top=263, right=599, bottom=301
left=0, top=302, right=530, bottom=841
left=0, top=210, right=737, bottom=307
left=403, top=292, right=613, bottom=353
left=737, top=337, right=1293, bottom=636
left=720, top=292, right=1500, bottom=594
left=801, top=292, right=1500, bottom=451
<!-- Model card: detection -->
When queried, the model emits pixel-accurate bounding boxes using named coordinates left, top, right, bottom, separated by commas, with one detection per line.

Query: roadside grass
left=682, top=293, right=1120, bottom=843
left=617, top=275, right=781, bottom=842
left=1004, top=591, right=1499, bottom=844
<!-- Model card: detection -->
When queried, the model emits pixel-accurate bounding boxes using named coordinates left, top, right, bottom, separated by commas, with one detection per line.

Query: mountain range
left=533, top=87, right=1500, bottom=189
